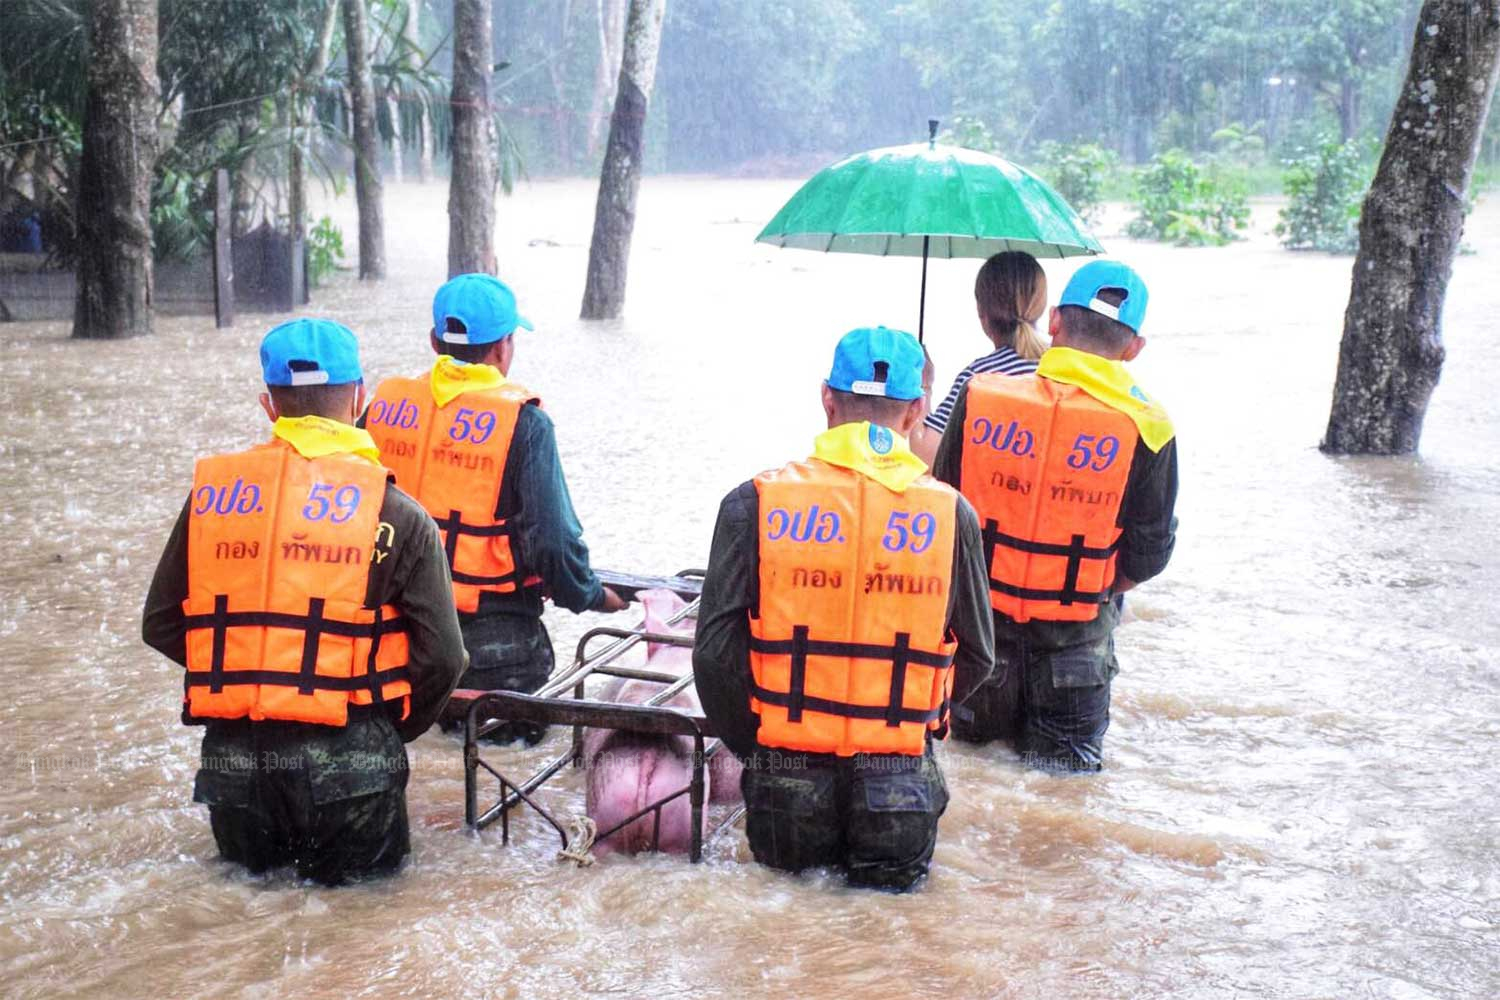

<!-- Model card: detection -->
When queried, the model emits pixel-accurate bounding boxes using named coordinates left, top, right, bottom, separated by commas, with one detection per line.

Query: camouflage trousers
left=192, top=710, right=410, bottom=886
left=952, top=630, right=1118, bottom=772
left=442, top=611, right=556, bottom=745
left=740, top=744, right=949, bottom=892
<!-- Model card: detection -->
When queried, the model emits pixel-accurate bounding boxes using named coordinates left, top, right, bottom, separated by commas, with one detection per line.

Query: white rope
left=557, top=816, right=598, bottom=867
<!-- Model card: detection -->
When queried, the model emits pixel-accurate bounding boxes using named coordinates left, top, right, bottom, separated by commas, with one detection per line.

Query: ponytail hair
left=975, top=252, right=1048, bottom=361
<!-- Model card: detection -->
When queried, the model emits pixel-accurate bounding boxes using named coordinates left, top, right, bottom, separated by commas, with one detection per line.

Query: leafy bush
left=1037, top=141, right=1119, bottom=224
left=1126, top=150, right=1249, bottom=246
left=151, top=166, right=211, bottom=263
left=939, top=114, right=998, bottom=153
left=1210, top=121, right=1267, bottom=161
left=1153, top=110, right=1195, bottom=154
left=307, top=216, right=345, bottom=287
left=1275, top=138, right=1367, bottom=253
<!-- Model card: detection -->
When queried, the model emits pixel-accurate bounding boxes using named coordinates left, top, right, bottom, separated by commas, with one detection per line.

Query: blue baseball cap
left=432, top=273, right=533, bottom=345
left=259, top=318, right=363, bottom=387
left=1059, top=260, right=1149, bottom=333
left=827, top=326, right=925, bottom=401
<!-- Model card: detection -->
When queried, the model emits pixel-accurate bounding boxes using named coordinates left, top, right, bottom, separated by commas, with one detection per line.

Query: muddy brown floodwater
left=2, top=178, right=1498, bottom=999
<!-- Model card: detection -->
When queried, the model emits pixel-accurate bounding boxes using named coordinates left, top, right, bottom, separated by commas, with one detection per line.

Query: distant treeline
left=5, top=0, right=1495, bottom=268
left=490, top=0, right=1500, bottom=173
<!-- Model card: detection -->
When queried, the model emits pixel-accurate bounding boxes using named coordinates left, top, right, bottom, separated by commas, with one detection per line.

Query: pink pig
left=581, top=589, right=743, bottom=854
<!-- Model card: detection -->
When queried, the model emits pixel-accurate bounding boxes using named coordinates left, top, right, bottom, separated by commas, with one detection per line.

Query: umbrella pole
left=918, top=235, right=930, bottom=343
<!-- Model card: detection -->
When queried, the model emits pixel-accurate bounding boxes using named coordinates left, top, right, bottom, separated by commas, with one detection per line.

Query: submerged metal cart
left=452, top=570, right=743, bottom=862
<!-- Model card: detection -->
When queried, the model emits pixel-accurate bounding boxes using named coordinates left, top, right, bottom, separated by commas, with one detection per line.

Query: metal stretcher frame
left=460, top=571, right=745, bottom=863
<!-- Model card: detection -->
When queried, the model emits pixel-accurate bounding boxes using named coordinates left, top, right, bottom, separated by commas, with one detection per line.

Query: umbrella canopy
left=756, top=140, right=1105, bottom=260
left=756, top=130, right=1104, bottom=341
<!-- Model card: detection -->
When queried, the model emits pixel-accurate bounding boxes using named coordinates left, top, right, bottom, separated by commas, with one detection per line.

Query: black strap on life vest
left=297, top=597, right=326, bottom=695
left=750, top=628, right=952, bottom=728
left=365, top=604, right=387, bottom=706
left=208, top=593, right=230, bottom=694
left=886, top=632, right=911, bottom=728
left=785, top=625, right=809, bottom=722
left=438, top=508, right=527, bottom=588
left=185, top=597, right=409, bottom=693
left=186, top=666, right=410, bottom=692
left=981, top=519, right=1118, bottom=607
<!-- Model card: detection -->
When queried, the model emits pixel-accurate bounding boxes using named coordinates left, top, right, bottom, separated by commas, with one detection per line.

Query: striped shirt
left=925, top=346, right=1038, bottom=433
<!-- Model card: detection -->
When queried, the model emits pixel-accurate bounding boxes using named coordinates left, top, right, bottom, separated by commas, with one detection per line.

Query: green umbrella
left=756, top=121, right=1104, bottom=341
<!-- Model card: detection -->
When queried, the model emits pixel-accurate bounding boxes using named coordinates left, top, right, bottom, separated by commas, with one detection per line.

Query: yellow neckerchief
left=430, top=354, right=507, bottom=407
left=1036, top=346, right=1175, bottom=452
left=812, top=421, right=928, bottom=494
left=272, top=415, right=382, bottom=464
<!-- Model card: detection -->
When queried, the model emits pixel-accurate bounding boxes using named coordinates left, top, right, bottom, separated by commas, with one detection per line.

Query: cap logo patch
left=850, top=380, right=888, bottom=397
left=289, top=368, right=330, bottom=386
left=1088, top=297, right=1121, bottom=320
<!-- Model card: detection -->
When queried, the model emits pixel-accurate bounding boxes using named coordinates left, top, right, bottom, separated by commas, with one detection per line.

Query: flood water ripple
left=1, top=179, right=1497, bottom=999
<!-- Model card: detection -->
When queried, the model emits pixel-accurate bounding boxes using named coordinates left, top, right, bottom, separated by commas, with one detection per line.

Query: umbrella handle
left=918, top=235, right=930, bottom=344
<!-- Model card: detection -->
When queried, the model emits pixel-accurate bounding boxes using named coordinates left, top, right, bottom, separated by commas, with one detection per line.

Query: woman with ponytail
left=912, top=251, right=1048, bottom=463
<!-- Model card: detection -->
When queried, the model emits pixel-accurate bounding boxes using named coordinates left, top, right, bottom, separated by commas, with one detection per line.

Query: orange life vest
left=182, top=440, right=411, bottom=726
left=366, top=375, right=541, bottom=613
left=749, top=459, right=958, bottom=757
left=959, top=372, right=1140, bottom=623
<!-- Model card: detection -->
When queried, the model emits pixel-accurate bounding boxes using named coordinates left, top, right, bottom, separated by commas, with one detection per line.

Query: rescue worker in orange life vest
left=694, top=327, right=995, bottom=891
left=142, top=320, right=468, bottom=885
left=362, top=274, right=625, bottom=744
left=933, top=260, right=1179, bottom=772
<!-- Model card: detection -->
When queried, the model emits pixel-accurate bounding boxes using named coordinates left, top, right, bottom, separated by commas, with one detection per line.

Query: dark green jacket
left=483, top=404, right=605, bottom=616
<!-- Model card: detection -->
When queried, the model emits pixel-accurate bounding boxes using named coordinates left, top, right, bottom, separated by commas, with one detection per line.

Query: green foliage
left=1036, top=142, right=1119, bottom=224
left=1126, top=150, right=1249, bottom=246
left=1275, top=137, right=1369, bottom=253
left=306, top=215, right=345, bottom=287
left=940, top=115, right=999, bottom=154
left=656, top=0, right=875, bottom=172
left=0, top=0, right=88, bottom=261
left=495, top=107, right=527, bottom=196
left=150, top=166, right=212, bottom=263
left=1153, top=111, right=1197, bottom=156
left=0, top=0, right=88, bottom=121
left=1210, top=122, right=1268, bottom=161
left=650, top=0, right=1415, bottom=171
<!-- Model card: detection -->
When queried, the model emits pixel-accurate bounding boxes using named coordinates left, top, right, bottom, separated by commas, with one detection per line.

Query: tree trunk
left=343, top=0, right=386, bottom=279
left=448, top=0, right=496, bottom=277
left=388, top=90, right=405, bottom=183
left=402, top=0, right=432, bottom=182
left=290, top=0, right=341, bottom=242
left=1339, top=77, right=1361, bottom=142
left=1322, top=0, right=1500, bottom=454
left=232, top=114, right=257, bottom=236
left=587, top=0, right=627, bottom=161
left=388, top=0, right=424, bottom=185
left=72, top=0, right=158, bottom=340
left=580, top=0, right=665, bottom=320
left=420, top=111, right=435, bottom=182
left=547, top=0, right=576, bottom=170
